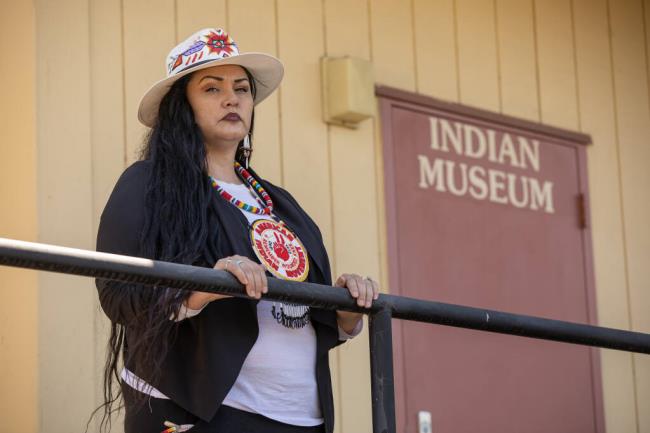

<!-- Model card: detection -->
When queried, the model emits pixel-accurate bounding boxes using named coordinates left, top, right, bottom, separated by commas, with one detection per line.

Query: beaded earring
left=242, top=134, right=252, bottom=169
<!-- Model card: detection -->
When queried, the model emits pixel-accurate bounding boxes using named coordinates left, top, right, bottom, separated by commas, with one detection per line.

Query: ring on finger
left=236, top=260, right=244, bottom=267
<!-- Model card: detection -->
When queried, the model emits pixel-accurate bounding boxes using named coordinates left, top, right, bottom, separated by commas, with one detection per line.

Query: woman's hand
left=335, top=273, right=380, bottom=334
left=185, top=255, right=269, bottom=309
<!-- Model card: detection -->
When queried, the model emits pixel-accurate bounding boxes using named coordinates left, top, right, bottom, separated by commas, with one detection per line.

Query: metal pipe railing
left=1, top=238, right=648, bottom=353
left=1, top=237, right=649, bottom=433
left=369, top=308, right=396, bottom=433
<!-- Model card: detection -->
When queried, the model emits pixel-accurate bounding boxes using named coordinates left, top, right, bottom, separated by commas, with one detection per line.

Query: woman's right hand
left=185, top=255, right=269, bottom=309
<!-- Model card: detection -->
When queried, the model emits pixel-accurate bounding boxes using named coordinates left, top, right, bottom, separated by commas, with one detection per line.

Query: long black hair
left=92, top=67, right=257, bottom=432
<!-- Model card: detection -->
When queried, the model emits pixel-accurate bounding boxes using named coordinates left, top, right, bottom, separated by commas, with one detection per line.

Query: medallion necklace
left=209, top=161, right=311, bottom=329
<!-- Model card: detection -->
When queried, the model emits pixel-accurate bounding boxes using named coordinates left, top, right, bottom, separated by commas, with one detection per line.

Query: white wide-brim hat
left=138, top=28, right=284, bottom=127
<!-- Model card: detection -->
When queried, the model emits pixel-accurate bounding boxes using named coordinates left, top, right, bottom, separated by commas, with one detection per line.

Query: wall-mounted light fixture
left=321, top=56, right=375, bottom=129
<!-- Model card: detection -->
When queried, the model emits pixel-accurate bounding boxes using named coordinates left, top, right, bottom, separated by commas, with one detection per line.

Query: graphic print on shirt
left=249, top=219, right=309, bottom=282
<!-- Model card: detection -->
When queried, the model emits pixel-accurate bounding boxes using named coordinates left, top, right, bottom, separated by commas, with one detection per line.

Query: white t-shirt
left=122, top=178, right=362, bottom=426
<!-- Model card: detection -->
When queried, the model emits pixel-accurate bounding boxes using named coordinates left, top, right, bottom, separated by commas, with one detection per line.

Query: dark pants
left=122, top=382, right=326, bottom=433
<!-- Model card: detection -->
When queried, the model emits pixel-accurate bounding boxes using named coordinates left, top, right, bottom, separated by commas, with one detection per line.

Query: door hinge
left=577, top=193, right=587, bottom=229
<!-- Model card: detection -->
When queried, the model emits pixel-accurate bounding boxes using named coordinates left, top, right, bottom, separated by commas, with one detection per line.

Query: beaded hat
left=138, top=28, right=284, bottom=127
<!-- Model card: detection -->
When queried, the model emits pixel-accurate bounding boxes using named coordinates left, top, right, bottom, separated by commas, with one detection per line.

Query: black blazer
left=96, top=160, right=343, bottom=433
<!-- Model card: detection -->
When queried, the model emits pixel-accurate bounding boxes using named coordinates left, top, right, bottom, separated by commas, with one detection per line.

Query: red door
left=378, top=87, right=604, bottom=433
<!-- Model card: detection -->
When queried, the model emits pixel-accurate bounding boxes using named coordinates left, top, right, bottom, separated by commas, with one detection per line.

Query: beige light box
left=321, top=56, right=375, bottom=128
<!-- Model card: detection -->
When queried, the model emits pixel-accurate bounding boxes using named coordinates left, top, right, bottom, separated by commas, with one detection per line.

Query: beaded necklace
left=210, top=162, right=311, bottom=329
left=209, top=162, right=273, bottom=215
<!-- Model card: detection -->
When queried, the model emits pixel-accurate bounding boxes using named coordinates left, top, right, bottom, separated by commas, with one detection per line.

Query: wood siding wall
left=0, top=2, right=38, bottom=432
left=0, top=0, right=647, bottom=432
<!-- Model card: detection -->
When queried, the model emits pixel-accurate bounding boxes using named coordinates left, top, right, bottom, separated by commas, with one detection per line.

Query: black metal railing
left=1, top=237, right=649, bottom=433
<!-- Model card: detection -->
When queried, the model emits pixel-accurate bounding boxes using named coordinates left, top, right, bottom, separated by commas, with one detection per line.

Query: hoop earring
left=242, top=134, right=252, bottom=169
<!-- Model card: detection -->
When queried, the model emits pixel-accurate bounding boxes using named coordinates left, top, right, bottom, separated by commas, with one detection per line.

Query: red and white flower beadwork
left=204, top=30, right=236, bottom=56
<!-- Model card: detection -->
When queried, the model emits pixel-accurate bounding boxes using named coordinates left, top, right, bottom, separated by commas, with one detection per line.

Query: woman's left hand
left=335, top=273, right=380, bottom=334
left=335, top=273, right=380, bottom=309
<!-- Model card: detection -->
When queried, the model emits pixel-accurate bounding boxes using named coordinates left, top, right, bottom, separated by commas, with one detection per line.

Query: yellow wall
left=0, top=1, right=39, bottom=432
left=0, top=0, right=648, bottom=432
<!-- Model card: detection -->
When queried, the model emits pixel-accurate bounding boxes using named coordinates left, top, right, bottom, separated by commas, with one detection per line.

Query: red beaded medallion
left=249, top=219, right=309, bottom=282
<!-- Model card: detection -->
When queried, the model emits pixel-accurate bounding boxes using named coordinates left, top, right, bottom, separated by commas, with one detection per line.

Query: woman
left=95, top=28, right=379, bottom=433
